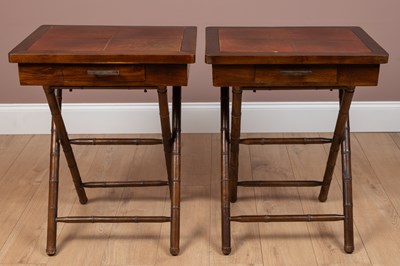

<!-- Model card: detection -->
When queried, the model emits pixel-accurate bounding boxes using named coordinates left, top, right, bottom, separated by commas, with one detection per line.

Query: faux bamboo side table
left=205, top=26, right=388, bottom=255
left=9, top=25, right=196, bottom=256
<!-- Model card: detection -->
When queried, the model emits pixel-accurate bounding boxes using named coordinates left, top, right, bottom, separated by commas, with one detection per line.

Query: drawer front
left=212, top=64, right=380, bottom=87
left=18, top=64, right=63, bottom=85
left=63, top=65, right=145, bottom=86
left=17, top=64, right=190, bottom=86
left=255, top=65, right=338, bottom=84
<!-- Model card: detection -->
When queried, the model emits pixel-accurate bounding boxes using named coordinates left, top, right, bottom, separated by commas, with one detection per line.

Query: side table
left=205, top=26, right=388, bottom=254
left=9, top=25, right=197, bottom=256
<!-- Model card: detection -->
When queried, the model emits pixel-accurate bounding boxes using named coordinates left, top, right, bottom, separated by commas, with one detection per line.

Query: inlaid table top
left=9, top=25, right=197, bottom=87
left=205, top=27, right=388, bottom=64
left=9, top=25, right=196, bottom=64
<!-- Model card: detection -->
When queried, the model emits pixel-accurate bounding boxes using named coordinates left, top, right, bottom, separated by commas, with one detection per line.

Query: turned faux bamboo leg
left=170, top=86, right=181, bottom=256
left=43, top=87, right=88, bottom=204
left=339, top=90, right=355, bottom=253
left=319, top=87, right=355, bottom=202
left=221, top=87, right=231, bottom=255
left=229, top=87, right=242, bottom=203
left=46, top=89, right=62, bottom=256
left=157, top=87, right=173, bottom=197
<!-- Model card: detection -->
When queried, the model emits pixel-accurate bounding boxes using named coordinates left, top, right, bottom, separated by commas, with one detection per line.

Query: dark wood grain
left=219, top=27, right=370, bottom=53
left=18, top=64, right=63, bottom=86
left=230, top=214, right=345, bottom=223
left=170, top=86, right=182, bottom=256
left=181, top=27, right=197, bottom=54
left=206, top=27, right=388, bottom=65
left=319, top=88, right=355, bottom=202
left=63, top=65, right=145, bottom=85
left=69, top=138, right=163, bottom=145
left=9, top=25, right=196, bottom=64
left=211, top=64, right=380, bottom=87
left=207, top=27, right=388, bottom=255
left=43, top=87, right=88, bottom=205
left=9, top=25, right=196, bottom=256
left=56, top=216, right=171, bottom=223
left=18, top=64, right=189, bottom=86
left=220, top=87, right=231, bottom=255
left=46, top=88, right=62, bottom=256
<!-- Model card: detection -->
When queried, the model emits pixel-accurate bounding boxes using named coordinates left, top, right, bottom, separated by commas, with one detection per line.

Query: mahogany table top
left=205, top=27, right=388, bottom=65
left=9, top=25, right=197, bottom=64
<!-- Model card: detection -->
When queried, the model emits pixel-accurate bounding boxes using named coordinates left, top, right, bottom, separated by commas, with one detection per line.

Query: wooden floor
left=0, top=133, right=400, bottom=265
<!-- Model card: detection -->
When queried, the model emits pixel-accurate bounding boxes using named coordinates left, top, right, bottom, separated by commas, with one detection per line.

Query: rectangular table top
left=9, top=25, right=197, bottom=64
left=205, top=27, right=388, bottom=65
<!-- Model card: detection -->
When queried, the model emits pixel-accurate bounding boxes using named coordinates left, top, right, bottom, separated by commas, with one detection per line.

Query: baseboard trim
left=0, top=102, right=399, bottom=134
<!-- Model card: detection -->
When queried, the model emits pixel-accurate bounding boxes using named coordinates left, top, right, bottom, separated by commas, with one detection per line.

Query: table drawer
left=63, top=65, right=145, bottom=85
left=17, top=63, right=191, bottom=86
left=255, top=65, right=337, bottom=84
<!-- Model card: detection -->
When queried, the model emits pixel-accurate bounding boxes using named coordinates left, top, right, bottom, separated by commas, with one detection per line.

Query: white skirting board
left=0, top=102, right=399, bottom=134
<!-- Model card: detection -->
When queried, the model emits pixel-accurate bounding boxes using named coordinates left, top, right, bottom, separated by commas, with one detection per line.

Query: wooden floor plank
left=356, top=133, right=400, bottom=215
left=180, top=134, right=213, bottom=186
left=345, top=132, right=400, bottom=266
left=0, top=135, right=101, bottom=264
left=1, top=133, right=400, bottom=265
left=0, top=135, right=51, bottom=253
left=388, top=132, right=400, bottom=149
left=155, top=134, right=212, bottom=266
left=0, top=135, right=33, bottom=182
left=155, top=186, right=210, bottom=266
left=102, top=134, right=168, bottom=265
left=249, top=133, right=318, bottom=266
left=320, top=133, right=400, bottom=265
left=210, top=134, right=264, bottom=266
left=45, top=135, right=140, bottom=266
left=285, top=133, right=371, bottom=265
left=0, top=263, right=46, bottom=266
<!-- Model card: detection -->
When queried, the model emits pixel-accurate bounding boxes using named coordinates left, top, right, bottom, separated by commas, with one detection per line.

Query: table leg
left=169, top=86, right=182, bottom=255
left=46, top=89, right=62, bottom=255
left=157, top=87, right=172, bottom=197
left=339, top=90, right=355, bottom=253
left=43, top=86, right=88, bottom=204
left=229, top=86, right=242, bottom=203
left=319, top=87, right=354, bottom=202
left=221, top=87, right=231, bottom=255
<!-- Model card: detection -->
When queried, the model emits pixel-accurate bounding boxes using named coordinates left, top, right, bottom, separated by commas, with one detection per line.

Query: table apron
left=212, top=64, right=380, bottom=87
left=17, top=64, right=189, bottom=87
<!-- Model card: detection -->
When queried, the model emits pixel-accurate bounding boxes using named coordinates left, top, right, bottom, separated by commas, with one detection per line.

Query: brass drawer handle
left=280, top=70, right=313, bottom=76
left=87, top=70, right=120, bottom=76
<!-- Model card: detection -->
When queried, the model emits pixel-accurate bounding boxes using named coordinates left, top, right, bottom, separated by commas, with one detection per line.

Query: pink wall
left=1, top=0, right=398, bottom=103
